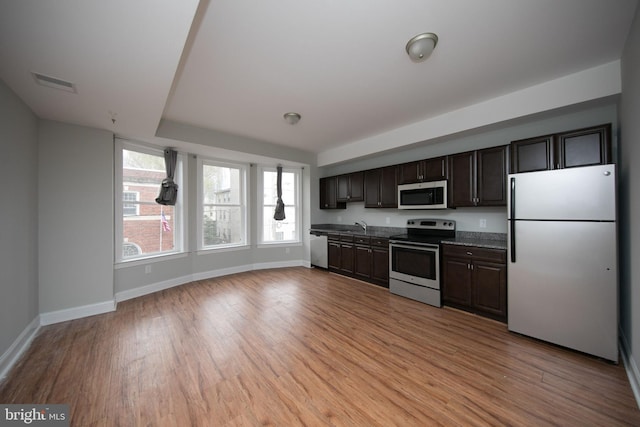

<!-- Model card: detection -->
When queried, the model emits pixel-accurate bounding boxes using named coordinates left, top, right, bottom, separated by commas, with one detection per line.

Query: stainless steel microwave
left=397, top=180, right=448, bottom=209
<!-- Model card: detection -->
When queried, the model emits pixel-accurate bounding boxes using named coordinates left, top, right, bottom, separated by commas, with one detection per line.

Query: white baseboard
left=0, top=316, right=41, bottom=381
left=620, top=329, right=640, bottom=409
left=40, top=299, right=116, bottom=326
left=115, top=273, right=194, bottom=303
left=191, top=264, right=252, bottom=282
left=118, top=260, right=306, bottom=303
left=252, top=260, right=304, bottom=271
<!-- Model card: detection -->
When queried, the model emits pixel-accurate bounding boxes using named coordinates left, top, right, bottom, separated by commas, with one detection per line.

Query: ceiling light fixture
left=284, top=112, right=301, bottom=125
left=405, top=33, right=438, bottom=62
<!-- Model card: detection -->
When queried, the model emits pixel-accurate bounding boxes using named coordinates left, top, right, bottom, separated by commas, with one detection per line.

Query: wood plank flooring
left=1, top=267, right=639, bottom=426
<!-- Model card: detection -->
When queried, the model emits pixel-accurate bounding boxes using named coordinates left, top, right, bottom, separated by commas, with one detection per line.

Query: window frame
left=115, top=139, right=186, bottom=264
left=257, top=165, right=302, bottom=246
left=197, top=157, right=249, bottom=252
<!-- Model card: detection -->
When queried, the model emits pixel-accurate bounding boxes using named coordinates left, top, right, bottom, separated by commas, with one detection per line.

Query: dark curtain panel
left=273, top=166, right=285, bottom=220
left=155, top=148, right=178, bottom=206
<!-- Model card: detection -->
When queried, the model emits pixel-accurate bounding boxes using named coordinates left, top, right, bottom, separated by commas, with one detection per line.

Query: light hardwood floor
left=1, top=267, right=639, bottom=426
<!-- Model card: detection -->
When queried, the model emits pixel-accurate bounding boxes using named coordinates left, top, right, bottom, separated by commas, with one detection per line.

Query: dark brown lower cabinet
left=329, top=234, right=388, bottom=287
left=328, top=234, right=354, bottom=275
left=442, top=244, right=507, bottom=322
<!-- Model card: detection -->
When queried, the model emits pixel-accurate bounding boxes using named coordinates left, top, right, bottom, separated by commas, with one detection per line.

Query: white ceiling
left=0, top=0, right=637, bottom=165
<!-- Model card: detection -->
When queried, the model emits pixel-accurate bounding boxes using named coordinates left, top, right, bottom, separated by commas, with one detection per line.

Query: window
left=199, top=159, right=247, bottom=249
left=123, top=191, right=139, bottom=216
left=116, top=141, right=184, bottom=262
left=259, top=167, right=301, bottom=244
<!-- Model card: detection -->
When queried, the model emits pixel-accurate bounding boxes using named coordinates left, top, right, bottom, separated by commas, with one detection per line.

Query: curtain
left=155, top=148, right=178, bottom=206
left=273, top=166, right=285, bottom=220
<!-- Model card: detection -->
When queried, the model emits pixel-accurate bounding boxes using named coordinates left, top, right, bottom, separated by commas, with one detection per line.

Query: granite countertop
left=444, top=232, right=508, bottom=250
left=311, top=225, right=507, bottom=249
left=310, top=224, right=402, bottom=239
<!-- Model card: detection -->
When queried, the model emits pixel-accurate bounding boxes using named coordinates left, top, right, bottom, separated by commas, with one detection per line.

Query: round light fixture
left=406, top=32, right=438, bottom=62
left=284, top=112, right=301, bottom=125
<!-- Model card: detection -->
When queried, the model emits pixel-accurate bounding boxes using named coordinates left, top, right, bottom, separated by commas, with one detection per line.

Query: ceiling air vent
left=32, top=72, right=77, bottom=93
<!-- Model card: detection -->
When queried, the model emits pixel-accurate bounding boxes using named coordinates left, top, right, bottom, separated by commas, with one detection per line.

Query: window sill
left=197, top=244, right=251, bottom=256
left=257, top=241, right=302, bottom=249
left=114, top=251, right=189, bottom=269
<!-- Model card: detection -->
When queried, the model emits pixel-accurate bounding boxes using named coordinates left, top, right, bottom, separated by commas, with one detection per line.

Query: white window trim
left=257, top=165, right=302, bottom=246
left=197, top=157, right=249, bottom=251
left=114, top=139, right=187, bottom=264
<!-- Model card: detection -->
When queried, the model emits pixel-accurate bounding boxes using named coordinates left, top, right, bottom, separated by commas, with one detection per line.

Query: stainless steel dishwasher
left=310, top=232, right=328, bottom=268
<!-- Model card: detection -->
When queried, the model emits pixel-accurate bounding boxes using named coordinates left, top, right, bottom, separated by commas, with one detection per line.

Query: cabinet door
left=423, top=156, right=447, bottom=181
left=354, top=245, right=372, bottom=280
left=556, top=124, right=611, bottom=169
left=448, top=151, right=475, bottom=208
left=398, top=161, right=422, bottom=184
left=442, top=257, right=472, bottom=306
left=371, top=247, right=389, bottom=287
left=510, top=135, right=554, bottom=173
left=340, top=243, right=354, bottom=274
left=364, top=168, right=381, bottom=208
left=349, top=171, right=364, bottom=202
left=320, top=176, right=345, bottom=209
left=379, top=166, right=398, bottom=208
left=472, top=261, right=507, bottom=321
left=477, top=145, right=507, bottom=206
left=328, top=241, right=341, bottom=270
left=336, top=174, right=350, bottom=202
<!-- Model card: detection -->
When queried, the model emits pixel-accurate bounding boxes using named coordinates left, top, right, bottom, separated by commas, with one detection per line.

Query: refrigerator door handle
left=510, top=177, right=516, bottom=263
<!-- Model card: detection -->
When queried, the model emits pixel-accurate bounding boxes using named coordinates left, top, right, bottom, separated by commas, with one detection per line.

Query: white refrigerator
left=507, top=164, right=618, bottom=362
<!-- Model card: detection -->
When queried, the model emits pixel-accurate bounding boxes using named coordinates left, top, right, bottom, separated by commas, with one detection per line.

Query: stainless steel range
left=388, top=219, right=456, bottom=307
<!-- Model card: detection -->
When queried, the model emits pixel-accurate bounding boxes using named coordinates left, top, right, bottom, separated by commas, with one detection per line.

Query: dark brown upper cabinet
left=397, top=156, right=447, bottom=184
left=364, top=166, right=398, bottom=208
left=510, top=135, right=554, bottom=174
left=319, top=176, right=346, bottom=210
left=510, top=124, right=611, bottom=174
left=556, top=124, right=611, bottom=169
left=336, top=171, right=364, bottom=202
left=448, top=145, right=508, bottom=208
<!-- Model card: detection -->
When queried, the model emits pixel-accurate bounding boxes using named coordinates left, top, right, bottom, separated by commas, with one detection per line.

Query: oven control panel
left=406, top=219, right=456, bottom=231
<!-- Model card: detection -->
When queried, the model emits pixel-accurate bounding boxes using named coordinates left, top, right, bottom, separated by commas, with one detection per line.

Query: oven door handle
left=389, top=241, right=440, bottom=250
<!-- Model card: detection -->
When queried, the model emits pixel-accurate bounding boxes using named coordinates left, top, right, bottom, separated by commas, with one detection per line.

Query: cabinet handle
left=471, top=264, right=474, bottom=270
left=441, top=159, right=444, bottom=176
left=466, top=251, right=473, bottom=256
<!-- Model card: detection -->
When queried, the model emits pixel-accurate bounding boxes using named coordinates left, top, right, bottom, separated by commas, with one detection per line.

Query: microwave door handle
left=510, top=177, right=516, bottom=263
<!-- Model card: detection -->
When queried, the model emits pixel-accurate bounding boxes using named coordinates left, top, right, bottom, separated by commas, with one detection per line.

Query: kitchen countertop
left=442, top=232, right=507, bottom=251
left=310, top=224, right=402, bottom=239
left=310, top=225, right=507, bottom=249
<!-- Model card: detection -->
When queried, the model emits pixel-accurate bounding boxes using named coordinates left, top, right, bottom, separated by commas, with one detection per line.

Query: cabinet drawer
left=354, top=235, right=370, bottom=245
left=371, top=238, right=389, bottom=247
left=340, top=234, right=354, bottom=242
left=328, top=233, right=341, bottom=241
left=442, top=244, right=506, bottom=263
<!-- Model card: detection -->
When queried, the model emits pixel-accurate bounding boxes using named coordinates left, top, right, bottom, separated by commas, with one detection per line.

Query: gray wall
left=620, top=4, right=640, bottom=385
left=0, top=80, right=39, bottom=357
left=314, top=102, right=618, bottom=233
left=38, top=120, right=114, bottom=313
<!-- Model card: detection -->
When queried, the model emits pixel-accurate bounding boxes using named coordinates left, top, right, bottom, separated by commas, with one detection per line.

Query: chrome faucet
left=355, top=220, right=367, bottom=233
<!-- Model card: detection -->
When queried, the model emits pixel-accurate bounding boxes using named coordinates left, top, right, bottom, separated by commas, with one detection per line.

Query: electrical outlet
left=337, top=216, right=342, bottom=222
left=145, top=265, right=152, bottom=274
left=385, top=217, right=391, bottom=224
left=285, top=247, right=290, bottom=254
left=479, top=218, right=487, bottom=228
